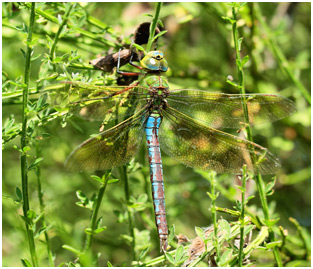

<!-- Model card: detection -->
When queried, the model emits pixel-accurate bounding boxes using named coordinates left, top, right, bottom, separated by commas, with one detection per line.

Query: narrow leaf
left=241, top=55, right=249, bottom=67
left=28, top=157, right=44, bottom=171
left=164, top=252, right=175, bottom=264
left=62, top=244, right=83, bottom=255
left=175, top=245, right=185, bottom=263
left=107, top=178, right=119, bottom=184
left=219, top=219, right=231, bottom=240
left=15, top=186, right=23, bottom=200
left=21, top=258, right=32, bottom=267
left=94, top=226, right=107, bottom=234
left=195, top=226, right=205, bottom=241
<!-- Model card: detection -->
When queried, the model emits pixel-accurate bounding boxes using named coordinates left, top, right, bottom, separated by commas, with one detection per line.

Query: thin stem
left=84, top=171, right=110, bottom=252
left=231, top=6, right=283, bottom=267
left=120, top=166, right=136, bottom=261
left=146, top=2, right=162, bottom=52
left=238, top=166, right=248, bottom=267
left=22, top=3, right=117, bottom=48
left=20, top=2, right=38, bottom=266
left=209, top=172, right=220, bottom=262
left=50, top=3, right=75, bottom=62
left=253, top=3, right=310, bottom=105
left=35, top=142, right=54, bottom=266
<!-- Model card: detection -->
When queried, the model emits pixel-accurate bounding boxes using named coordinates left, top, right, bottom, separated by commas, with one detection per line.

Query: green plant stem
left=229, top=226, right=269, bottom=266
left=20, top=3, right=38, bottom=267
left=22, top=2, right=117, bottom=48
left=238, top=166, right=247, bottom=267
left=120, top=166, right=136, bottom=261
left=209, top=172, right=220, bottom=262
left=253, top=3, right=310, bottom=105
left=35, top=142, right=54, bottom=266
left=231, top=6, right=282, bottom=267
left=84, top=171, right=110, bottom=252
left=50, top=3, right=75, bottom=63
left=289, top=217, right=311, bottom=260
left=146, top=2, right=162, bottom=52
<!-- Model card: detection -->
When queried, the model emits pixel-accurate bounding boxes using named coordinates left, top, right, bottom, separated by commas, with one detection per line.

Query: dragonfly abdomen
left=145, top=113, right=168, bottom=251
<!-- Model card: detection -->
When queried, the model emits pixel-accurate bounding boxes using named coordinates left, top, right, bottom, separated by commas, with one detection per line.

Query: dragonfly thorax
left=140, top=51, right=168, bottom=72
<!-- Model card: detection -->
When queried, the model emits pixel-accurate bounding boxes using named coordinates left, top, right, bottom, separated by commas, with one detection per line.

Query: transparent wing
left=167, top=90, right=296, bottom=129
left=159, top=106, right=280, bottom=175
left=47, top=82, right=149, bottom=123
left=65, top=105, right=149, bottom=172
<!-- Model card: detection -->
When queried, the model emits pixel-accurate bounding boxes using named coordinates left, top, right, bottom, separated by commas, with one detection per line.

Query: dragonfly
left=51, top=49, right=295, bottom=251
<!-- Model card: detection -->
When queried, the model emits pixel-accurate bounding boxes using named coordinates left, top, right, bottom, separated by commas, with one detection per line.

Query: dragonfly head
left=140, top=51, right=168, bottom=73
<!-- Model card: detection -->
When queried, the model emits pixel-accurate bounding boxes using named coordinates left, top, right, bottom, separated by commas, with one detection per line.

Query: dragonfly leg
left=129, top=51, right=143, bottom=70
left=117, top=49, right=142, bottom=76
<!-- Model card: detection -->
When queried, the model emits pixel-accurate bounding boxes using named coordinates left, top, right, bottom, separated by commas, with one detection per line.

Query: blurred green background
left=2, top=2, right=311, bottom=266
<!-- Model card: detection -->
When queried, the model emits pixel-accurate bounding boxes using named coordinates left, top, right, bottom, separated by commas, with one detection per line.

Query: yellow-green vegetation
left=2, top=2, right=310, bottom=267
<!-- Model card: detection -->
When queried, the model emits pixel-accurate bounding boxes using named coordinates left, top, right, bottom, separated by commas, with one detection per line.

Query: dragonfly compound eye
left=140, top=51, right=168, bottom=72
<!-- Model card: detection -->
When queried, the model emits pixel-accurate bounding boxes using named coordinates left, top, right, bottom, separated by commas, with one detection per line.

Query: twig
left=231, top=5, right=283, bottom=266
left=20, top=2, right=39, bottom=266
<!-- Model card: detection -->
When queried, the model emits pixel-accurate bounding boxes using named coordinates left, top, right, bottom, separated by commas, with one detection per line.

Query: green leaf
left=36, top=93, right=48, bottom=110
left=21, top=258, right=32, bottom=267
left=164, top=251, right=175, bottom=264
left=96, top=217, right=103, bottom=229
left=265, top=177, right=276, bottom=195
left=152, top=30, right=168, bottom=42
left=219, top=219, right=231, bottom=240
left=27, top=209, right=36, bottom=220
left=235, top=185, right=245, bottom=192
left=90, top=175, right=102, bottom=183
left=265, top=241, right=282, bottom=249
left=20, top=48, right=26, bottom=58
left=28, top=157, right=44, bottom=171
left=219, top=248, right=233, bottom=266
left=245, top=195, right=255, bottom=204
left=157, top=18, right=164, bottom=28
left=264, top=218, right=280, bottom=227
left=241, top=55, right=249, bottom=67
left=236, top=59, right=242, bottom=69
left=107, top=178, right=119, bottom=184
left=94, top=226, right=107, bottom=234
left=62, top=244, right=83, bottom=255
left=15, top=186, right=23, bottom=201
left=34, top=211, right=45, bottom=223
left=168, top=224, right=176, bottom=244
left=243, top=225, right=255, bottom=237
left=84, top=228, right=93, bottom=235
left=226, top=79, right=239, bottom=88
left=238, top=37, right=244, bottom=51
left=107, top=261, right=113, bottom=267
left=132, top=43, right=146, bottom=53
left=137, top=193, right=148, bottom=203
left=221, top=16, right=236, bottom=24
left=139, top=246, right=149, bottom=260
left=76, top=190, right=87, bottom=201
left=195, top=226, right=205, bottom=241
left=23, top=146, right=31, bottom=153
left=175, top=245, right=185, bottom=263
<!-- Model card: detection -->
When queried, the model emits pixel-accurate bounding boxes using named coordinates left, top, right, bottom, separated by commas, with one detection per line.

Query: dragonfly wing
left=47, top=82, right=148, bottom=122
left=159, top=106, right=280, bottom=175
left=65, top=106, right=149, bottom=172
left=167, top=90, right=296, bottom=129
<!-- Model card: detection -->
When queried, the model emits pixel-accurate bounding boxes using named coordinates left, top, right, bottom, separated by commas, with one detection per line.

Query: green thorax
left=141, top=74, right=169, bottom=90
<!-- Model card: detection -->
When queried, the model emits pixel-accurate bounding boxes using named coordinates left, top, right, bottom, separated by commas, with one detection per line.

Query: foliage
left=2, top=2, right=310, bottom=267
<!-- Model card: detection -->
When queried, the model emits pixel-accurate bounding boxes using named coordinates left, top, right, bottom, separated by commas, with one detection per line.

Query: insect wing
left=47, top=82, right=149, bottom=123
left=65, top=106, right=149, bottom=172
left=167, top=90, right=296, bottom=129
left=159, top=106, right=280, bottom=175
